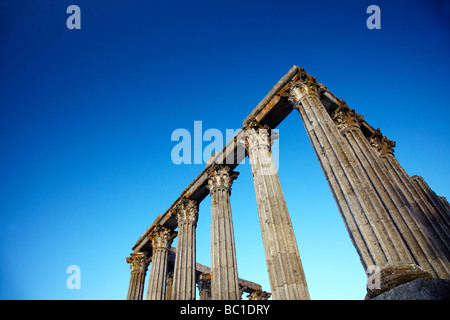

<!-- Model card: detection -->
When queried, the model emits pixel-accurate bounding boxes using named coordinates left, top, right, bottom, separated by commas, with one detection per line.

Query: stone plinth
left=365, top=263, right=433, bottom=299
left=371, top=277, right=450, bottom=300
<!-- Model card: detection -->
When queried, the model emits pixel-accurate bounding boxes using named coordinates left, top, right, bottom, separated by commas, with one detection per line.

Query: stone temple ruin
left=126, top=66, right=450, bottom=300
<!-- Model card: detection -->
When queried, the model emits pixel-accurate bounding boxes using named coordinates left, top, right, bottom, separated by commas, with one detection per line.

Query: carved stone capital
left=244, top=122, right=276, bottom=152
left=289, top=67, right=321, bottom=100
left=248, top=289, right=272, bottom=300
left=197, top=273, right=212, bottom=300
left=198, top=273, right=211, bottom=290
left=148, top=225, right=177, bottom=251
left=368, top=128, right=396, bottom=156
left=126, top=251, right=150, bottom=274
left=172, top=198, right=199, bottom=226
left=331, top=101, right=364, bottom=132
left=206, top=164, right=239, bottom=192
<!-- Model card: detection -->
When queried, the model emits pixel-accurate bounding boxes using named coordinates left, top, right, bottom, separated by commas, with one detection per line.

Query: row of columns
left=126, top=246, right=271, bottom=300
left=127, top=68, right=449, bottom=299
left=126, top=127, right=311, bottom=300
left=288, top=69, right=449, bottom=297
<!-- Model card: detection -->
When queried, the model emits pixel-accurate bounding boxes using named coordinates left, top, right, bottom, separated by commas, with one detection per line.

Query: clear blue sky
left=0, top=0, right=449, bottom=300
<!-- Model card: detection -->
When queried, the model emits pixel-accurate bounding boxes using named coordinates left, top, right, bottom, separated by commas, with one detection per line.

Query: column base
left=365, top=264, right=433, bottom=300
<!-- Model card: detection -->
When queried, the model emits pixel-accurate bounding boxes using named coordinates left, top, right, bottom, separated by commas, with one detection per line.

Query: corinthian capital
left=172, top=198, right=198, bottom=225
left=289, top=67, right=323, bottom=101
left=197, top=273, right=211, bottom=291
left=243, top=122, right=277, bottom=152
left=148, top=225, right=177, bottom=251
left=206, top=164, right=239, bottom=192
left=368, top=128, right=396, bottom=156
left=331, top=101, right=364, bottom=132
left=126, top=251, right=150, bottom=274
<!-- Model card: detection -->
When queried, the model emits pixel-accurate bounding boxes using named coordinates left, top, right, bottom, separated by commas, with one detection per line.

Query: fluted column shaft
left=126, top=252, right=150, bottom=300
left=290, top=79, right=393, bottom=271
left=166, top=271, right=174, bottom=300
left=439, top=197, right=450, bottom=216
left=146, top=225, right=177, bottom=300
left=288, top=72, right=434, bottom=294
left=244, top=125, right=309, bottom=300
left=207, top=164, right=240, bottom=300
left=172, top=199, right=199, bottom=300
left=377, top=153, right=450, bottom=279
left=381, top=154, right=450, bottom=247
left=412, top=175, right=450, bottom=230
left=332, top=104, right=449, bottom=278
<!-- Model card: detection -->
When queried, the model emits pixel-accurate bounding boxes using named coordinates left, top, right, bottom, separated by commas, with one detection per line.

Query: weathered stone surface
left=126, top=251, right=150, bottom=300
left=289, top=71, right=391, bottom=271
left=171, top=199, right=199, bottom=300
left=248, top=289, right=272, bottom=300
left=168, top=247, right=266, bottom=298
left=244, top=124, right=309, bottom=300
left=207, top=164, right=240, bottom=300
left=411, top=175, right=450, bottom=233
left=366, top=263, right=433, bottom=299
left=371, top=278, right=450, bottom=300
left=146, top=225, right=177, bottom=300
left=331, top=102, right=448, bottom=279
left=198, top=273, right=212, bottom=300
left=288, top=68, right=450, bottom=297
left=370, top=132, right=450, bottom=278
left=128, top=66, right=450, bottom=300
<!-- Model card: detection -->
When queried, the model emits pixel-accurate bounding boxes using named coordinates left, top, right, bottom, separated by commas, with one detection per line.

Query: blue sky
left=0, top=0, right=449, bottom=300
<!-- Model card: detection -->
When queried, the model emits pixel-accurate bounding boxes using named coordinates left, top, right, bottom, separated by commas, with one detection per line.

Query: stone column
left=146, top=225, right=177, bottom=300
left=411, top=175, right=450, bottom=230
left=439, top=197, right=450, bottom=215
left=126, top=251, right=150, bottom=300
left=368, top=129, right=450, bottom=277
left=198, top=273, right=212, bottom=300
left=330, top=101, right=449, bottom=279
left=171, top=198, right=199, bottom=300
left=373, top=133, right=450, bottom=243
left=243, top=124, right=309, bottom=300
left=288, top=69, right=432, bottom=297
left=289, top=73, right=394, bottom=270
left=207, top=164, right=240, bottom=300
